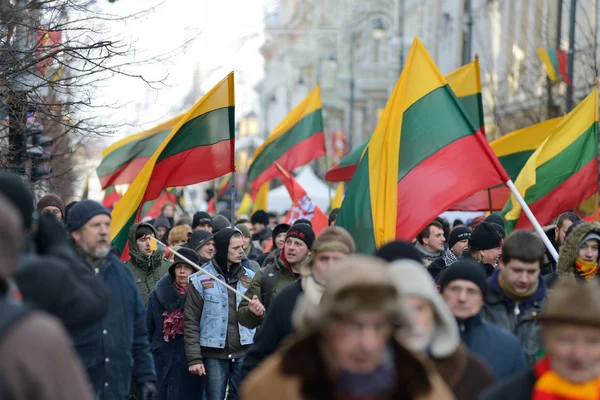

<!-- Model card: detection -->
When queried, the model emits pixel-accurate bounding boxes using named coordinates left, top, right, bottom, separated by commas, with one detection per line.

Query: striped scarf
left=533, top=356, right=600, bottom=400
left=574, top=258, right=599, bottom=280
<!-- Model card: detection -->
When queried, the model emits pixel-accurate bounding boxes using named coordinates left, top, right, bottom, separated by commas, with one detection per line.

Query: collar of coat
left=487, top=269, right=547, bottom=307
left=154, top=274, right=186, bottom=313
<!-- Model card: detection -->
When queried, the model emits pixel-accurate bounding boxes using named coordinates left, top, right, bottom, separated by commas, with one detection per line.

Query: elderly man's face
left=71, top=214, right=111, bottom=260
left=543, top=323, right=600, bottom=383
left=401, top=295, right=436, bottom=353
left=324, top=311, right=392, bottom=374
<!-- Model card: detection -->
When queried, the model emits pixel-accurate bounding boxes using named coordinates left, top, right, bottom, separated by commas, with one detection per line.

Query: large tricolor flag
left=97, top=113, right=182, bottom=189
left=451, top=117, right=562, bottom=211
left=502, top=88, right=598, bottom=233
left=537, top=48, right=571, bottom=85
left=325, top=59, right=484, bottom=182
left=274, top=163, right=328, bottom=235
left=111, top=73, right=235, bottom=257
left=102, top=186, right=121, bottom=209
left=336, top=38, right=509, bottom=254
left=247, top=86, right=326, bottom=197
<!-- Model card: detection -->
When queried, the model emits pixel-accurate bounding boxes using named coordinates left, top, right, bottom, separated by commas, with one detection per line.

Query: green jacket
left=126, top=222, right=171, bottom=306
left=237, top=255, right=299, bottom=329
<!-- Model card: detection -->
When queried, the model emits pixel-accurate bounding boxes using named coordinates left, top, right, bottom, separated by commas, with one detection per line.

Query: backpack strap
left=260, top=265, right=279, bottom=310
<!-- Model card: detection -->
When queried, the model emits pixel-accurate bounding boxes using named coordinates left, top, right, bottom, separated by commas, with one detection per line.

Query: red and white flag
left=274, top=163, right=328, bottom=235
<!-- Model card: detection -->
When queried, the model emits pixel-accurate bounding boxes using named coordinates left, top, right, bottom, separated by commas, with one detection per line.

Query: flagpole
left=487, top=188, right=493, bottom=214
left=324, top=153, right=333, bottom=210
left=230, top=171, right=236, bottom=227
left=505, top=180, right=559, bottom=262
left=213, top=179, right=218, bottom=213
left=594, top=191, right=599, bottom=222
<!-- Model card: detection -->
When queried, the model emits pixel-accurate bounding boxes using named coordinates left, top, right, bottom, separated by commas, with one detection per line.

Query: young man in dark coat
left=484, top=230, right=547, bottom=364
left=439, top=260, right=528, bottom=380
left=147, top=247, right=205, bottom=400
left=481, top=279, right=600, bottom=400
left=68, top=200, right=156, bottom=400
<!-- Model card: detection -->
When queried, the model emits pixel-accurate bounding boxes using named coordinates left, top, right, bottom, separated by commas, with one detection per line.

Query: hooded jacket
left=127, top=222, right=171, bottom=306
left=556, top=221, right=600, bottom=280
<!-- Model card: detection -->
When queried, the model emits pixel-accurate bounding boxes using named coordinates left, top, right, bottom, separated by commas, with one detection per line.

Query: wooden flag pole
left=230, top=171, right=236, bottom=227
left=487, top=188, right=493, bottom=214
left=594, top=191, right=599, bottom=222
left=149, top=236, right=252, bottom=302
left=505, top=180, right=559, bottom=262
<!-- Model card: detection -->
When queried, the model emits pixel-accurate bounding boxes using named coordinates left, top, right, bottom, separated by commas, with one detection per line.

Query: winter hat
left=64, top=201, right=78, bottom=220
left=259, top=227, right=273, bottom=242
left=0, top=172, right=34, bottom=229
left=168, top=224, right=192, bottom=246
left=485, top=213, right=505, bottom=229
left=219, top=210, right=233, bottom=223
left=301, top=226, right=356, bottom=276
left=389, top=259, right=460, bottom=358
left=469, top=222, right=502, bottom=251
left=581, top=231, right=600, bottom=247
left=0, top=194, right=24, bottom=282
left=154, top=215, right=171, bottom=230
left=189, top=230, right=214, bottom=251
left=448, top=227, right=472, bottom=250
left=251, top=210, right=269, bottom=226
left=235, top=223, right=251, bottom=238
left=490, top=222, right=505, bottom=239
left=439, top=259, right=489, bottom=298
left=211, top=214, right=231, bottom=235
left=272, top=223, right=291, bottom=242
left=193, top=211, right=212, bottom=229
left=294, top=218, right=312, bottom=227
left=169, top=247, right=200, bottom=278
left=537, top=278, right=600, bottom=327
left=37, top=193, right=66, bottom=219
left=135, top=224, right=155, bottom=240
left=375, top=240, right=423, bottom=264
left=285, top=223, right=315, bottom=249
left=66, top=200, right=111, bottom=233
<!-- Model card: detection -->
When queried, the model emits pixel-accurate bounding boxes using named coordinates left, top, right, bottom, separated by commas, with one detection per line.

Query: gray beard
left=80, top=241, right=110, bottom=261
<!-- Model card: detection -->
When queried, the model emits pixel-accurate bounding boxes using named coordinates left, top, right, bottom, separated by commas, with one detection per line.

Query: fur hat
left=168, top=224, right=191, bottom=246
left=537, top=278, right=600, bottom=327
left=389, top=259, right=460, bottom=358
left=37, top=193, right=66, bottom=219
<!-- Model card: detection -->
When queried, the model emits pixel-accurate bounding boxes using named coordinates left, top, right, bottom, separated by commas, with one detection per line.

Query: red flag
left=274, top=163, right=328, bottom=235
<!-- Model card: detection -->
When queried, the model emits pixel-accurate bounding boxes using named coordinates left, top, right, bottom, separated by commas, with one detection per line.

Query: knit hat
left=189, top=230, right=214, bottom=251
left=192, top=211, right=212, bottom=229
left=169, top=247, right=200, bottom=278
left=448, top=227, right=472, bottom=250
left=259, top=227, right=273, bottom=242
left=389, top=259, right=460, bottom=358
left=154, top=215, right=171, bottom=230
left=168, top=224, right=191, bottom=246
left=64, top=201, right=78, bottom=220
left=301, top=226, right=356, bottom=276
left=211, top=214, right=231, bottom=235
left=537, top=278, right=600, bottom=327
left=285, top=223, right=315, bottom=249
left=272, top=223, right=291, bottom=242
left=0, top=194, right=24, bottom=282
left=581, top=232, right=600, bottom=247
left=37, top=193, right=66, bottom=219
left=219, top=210, right=233, bottom=223
left=375, top=240, right=423, bottom=264
left=469, top=222, right=502, bottom=251
left=235, top=223, right=251, bottom=238
left=0, top=172, right=34, bottom=229
left=490, top=222, right=505, bottom=239
left=251, top=210, right=269, bottom=226
left=294, top=218, right=312, bottom=227
left=439, top=259, right=489, bottom=298
left=66, top=200, right=111, bottom=233
left=485, top=213, right=505, bottom=229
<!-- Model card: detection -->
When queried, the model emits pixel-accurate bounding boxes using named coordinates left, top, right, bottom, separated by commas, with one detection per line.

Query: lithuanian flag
left=81, top=176, right=89, bottom=200
left=96, top=113, right=182, bottom=189
left=451, top=117, right=562, bottom=211
left=537, top=48, right=571, bottom=85
left=247, top=85, right=325, bottom=197
left=336, top=38, right=509, bottom=254
left=102, top=186, right=121, bottom=209
left=502, top=88, right=598, bottom=233
left=111, top=73, right=235, bottom=256
left=325, top=59, right=484, bottom=182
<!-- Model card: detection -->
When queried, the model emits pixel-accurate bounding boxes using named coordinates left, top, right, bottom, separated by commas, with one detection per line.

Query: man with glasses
left=439, top=259, right=528, bottom=380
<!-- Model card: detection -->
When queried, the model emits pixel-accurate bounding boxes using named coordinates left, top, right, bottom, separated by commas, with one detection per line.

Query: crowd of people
left=1, top=170, right=599, bottom=400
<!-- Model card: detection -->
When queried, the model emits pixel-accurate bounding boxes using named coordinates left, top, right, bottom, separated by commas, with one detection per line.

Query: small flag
left=537, top=48, right=571, bottom=85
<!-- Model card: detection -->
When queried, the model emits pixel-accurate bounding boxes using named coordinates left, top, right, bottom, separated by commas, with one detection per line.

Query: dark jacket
left=479, top=368, right=536, bottom=400
left=126, top=222, right=171, bottom=306
left=538, top=225, right=558, bottom=276
left=241, top=281, right=302, bottom=380
left=433, top=344, right=495, bottom=400
left=246, top=243, right=263, bottom=262
left=238, top=252, right=300, bottom=329
left=557, top=221, right=600, bottom=280
left=459, top=311, right=528, bottom=380
left=14, top=239, right=109, bottom=334
left=70, top=252, right=156, bottom=400
left=146, top=275, right=204, bottom=400
left=484, top=270, right=546, bottom=364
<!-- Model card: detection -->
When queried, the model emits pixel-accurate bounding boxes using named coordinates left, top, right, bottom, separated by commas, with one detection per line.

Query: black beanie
left=375, top=240, right=423, bottom=264
left=192, top=211, right=212, bottom=229
left=189, top=230, right=214, bottom=251
left=66, top=200, right=111, bottom=233
left=293, top=218, right=312, bottom=227
left=285, top=223, right=315, bottom=249
left=448, top=227, right=472, bottom=249
left=469, top=222, right=502, bottom=251
left=490, top=222, right=505, bottom=239
left=169, top=247, right=200, bottom=278
left=439, top=259, right=489, bottom=298
left=272, top=223, right=291, bottom=242
left=485, top=213, right=505, bottom=229
left=251, top=210, right=269, bottom=225
left=0, top=172, right=34, bottom=229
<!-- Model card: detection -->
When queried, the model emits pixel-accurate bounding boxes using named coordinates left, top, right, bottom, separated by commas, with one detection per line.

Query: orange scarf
left=533, top=357, right=600, bottom=400
left=574, top=258, right=599, bottom=280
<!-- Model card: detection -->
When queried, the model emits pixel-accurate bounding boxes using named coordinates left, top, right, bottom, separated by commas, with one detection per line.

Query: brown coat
left=433, top=344, right=495, bottom=400
left=0, top=312, right=94, bottom=400
left=241, top=334, right=455, bottom=400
